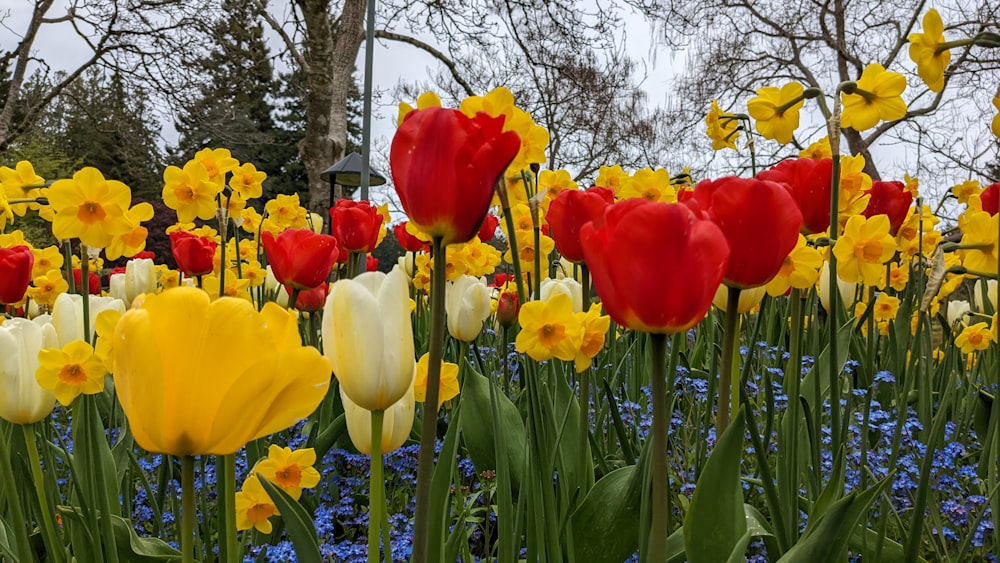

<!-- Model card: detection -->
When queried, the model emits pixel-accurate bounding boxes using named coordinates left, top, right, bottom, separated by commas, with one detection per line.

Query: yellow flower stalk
left=747, top=82, right=805, bottom=144
left=908, top=8, right=951, bottom=92
left=833, top=214, right=897, bottom=286
left=841, top=64, right=908, bottom=131
left=112, top=287, right=330, bottom=456
left=47, top=167, right=133, bottom=249
left=252, top=445, right=321, bottom=501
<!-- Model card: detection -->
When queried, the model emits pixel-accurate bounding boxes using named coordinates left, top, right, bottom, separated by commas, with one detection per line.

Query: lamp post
left=319, top=152, right=387, bottom=233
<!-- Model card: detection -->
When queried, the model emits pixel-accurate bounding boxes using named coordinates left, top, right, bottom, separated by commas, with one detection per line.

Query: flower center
left=77, top=201, right=106, bottom=224
left=59, top=363, right=87, bottom=386
left=176, top=185, right=196, bottom=204
left=275, top=465, right=302, bottom=488
left=246, top=501, right=275, bottom=524
left=539, top=323, right=565, bottom=348
left=856, top=239, right=884, bottom=262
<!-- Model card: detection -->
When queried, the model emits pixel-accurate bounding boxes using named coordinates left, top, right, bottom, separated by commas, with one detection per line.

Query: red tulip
left=391, top=107, right=521, bottom=245
left=366, top=255, right=379, bottom=272
left=170, top=231, right=217, bottom=277
left=134, top=250, right=156, bottom=260
left=492, top=273, right=511, bottom=287
left=477, top=214, right=500, bottom=243
left=580, top=199, right=730, bottom=333
left=0, top=246, right=33, bottom=304
left=329, top=200, right=383, bottom=253
left=394, top=222, right=429, bottom=252
left=982, top=182, right=1000, bottom=216
left=496, top=290, right=520, bottom=328
left=261, top=228, right=339, bottom=290
left=547, top=186, right=615, bottom=263
left=285, top=283, right=329, bottom=312
left=73, top=268, right=101, bottom=295
left=863, top=180, right=912, bottom=236
left=687, top=176, right=802, bottom=289
left=756, top=158, right=833, bottom=235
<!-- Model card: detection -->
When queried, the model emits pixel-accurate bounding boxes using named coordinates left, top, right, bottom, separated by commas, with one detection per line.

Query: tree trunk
left=297, top=0, right=366, bottom=214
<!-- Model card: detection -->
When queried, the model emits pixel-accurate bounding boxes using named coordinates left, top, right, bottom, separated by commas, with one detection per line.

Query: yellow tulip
left=0, top=318, right=58, bottom=424
left=322, top=267, right=415, bottom=412
left=713, top=284, right=767, bottom=314
left=112, top=287, right=330, bottom=456
left=341, top=380, right=415, bottom=455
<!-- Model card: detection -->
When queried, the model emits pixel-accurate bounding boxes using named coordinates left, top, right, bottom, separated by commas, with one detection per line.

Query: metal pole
left=359, top=0, right=376, bottom=201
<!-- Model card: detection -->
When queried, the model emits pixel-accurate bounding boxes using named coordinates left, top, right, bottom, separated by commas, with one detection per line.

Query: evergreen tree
left=172, top=0, right=301, bottom=198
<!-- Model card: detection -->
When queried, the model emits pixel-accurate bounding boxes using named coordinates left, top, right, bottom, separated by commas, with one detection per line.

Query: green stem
left=411, top=236, right=447, bottom=563
left=496, top=179, right=527, bottom=305
left=718, top=286, right=741, bottom=434
left=647, top=332, right=674, bottom=560
left=218, top=454, right=238, bottom=563
left=63, top=240, right=76, bottom=294
left=368, top=409, right=385, bottom=563
left=23, top=423, right=65, bottom=563
left=827, top=118, right=843, bottom=453
left=80, top=244, right=91, bottom=342
left=218, top=211, right=228, bottom=298
left=0, top=424, right=34, bottom=560
left=780, top=288, right=803, bottom=547
left=181, top=456, right=196, bottom=563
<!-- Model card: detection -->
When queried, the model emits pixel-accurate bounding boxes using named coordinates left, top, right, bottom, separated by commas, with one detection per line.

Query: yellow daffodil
left=341, top=379, right=414, bottom=455
left=235, top=475, right=279, bottom=534
left=113, top=288, right=331, bottom=455
left=263, top=193, right=309, bottom=230
left=904, top=174, right=920, bottom=198
left=201, top=274, right=252, bottom=301
left=30, top=246, right=63, bottom=280
left=959, top=211, right=999, bottom=274
left=908, top=8, right=950, bottom=92
left=398, top=91, right=442, bottom=125
left=106, top=202, right=155, bottom=261
left=0, top=190, right=12, bottom=231
left=747, top=82, right=805, bottom=144
left=952, top=180, right=981, bottom=204
left=574, top=304, right=611, bottom=372
left=713, top=285, right=767, bottom=314
left=253, top=445, right=321, bottom=501
left=799, top=137, right=832, bottom=159
left=93, top=308, right=121, bottom=374
left=414, top=353, right=460, bottom=409
left=765, top=234, right=823, bottom=296
left=538, top=169, right=579, bottom=211
left=618, top=168, right=676, bottom=202
left=192, top=147, right=239, bottom=186
left=833, top=214, right=897, bottom=286
left=841, top=64, right=907, bottom=131
left=883, top=260, right=910, bottom=292
left=36, top=339, right=105, bottom=406
left=595, top=165, right=629, bottom=194
left=0, top=318, right=58, bottom=424
left=457, top=238, right=502, bottom=278
left=706, top=99, right=740, bottom=150
left=323, top=269, right=415, bottom=412
left=162, top=161, right=222, bottom=223
left=47, top=167, right=132, bottom=248
left=515, top=293, right=583, bottom=362
left=239, top=207, right=263, bottom=235
left=503, top=233, right=554, bottom=277
left=854, top=292, right=899, bottom=336
left=0, top=161, right=45, bottom=216
left=992, top=95, right=1000, bottom=138
left=27, top=269, right=69, bottom=307
left=955, top=321, right=995, bottom=354
left=229, top=162, right=266, bottom=199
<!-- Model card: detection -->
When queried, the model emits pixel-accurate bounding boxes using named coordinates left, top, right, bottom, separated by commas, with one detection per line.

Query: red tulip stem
left=648, top=331, right=674, bottom=561
left=579, top=264, right=592, bottom=487
left=412, top=236, right=447, bottom=563
left=718, top=286, right=742, bottom=434
left=581, top=264, right=591, bottom=309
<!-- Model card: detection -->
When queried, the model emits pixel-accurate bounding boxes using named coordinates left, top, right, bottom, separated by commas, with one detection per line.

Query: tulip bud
left=341, top=380, right=415, bottom=455
left=713, top=284, right=767, bottom=314
left=445, top=275, right=492, bottom=342
left=0, top=245, right=33, bottom=304
left=496, top=291, right=520, bottom=328
left=52, top=293, right=127, bottom=346
left=947, top=299, right=971, bottom=329
left=974, top=279, right=997, bottom=312
left=0, top=317, right=59, bottom=424
left=818, top=261, right=859, bottom=314
left=538, top=278, right=584, bottom=313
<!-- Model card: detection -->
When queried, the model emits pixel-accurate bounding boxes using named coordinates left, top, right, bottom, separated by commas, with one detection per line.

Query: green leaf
left=683, top=408, right=748, bottom=563
left=811, top=447, right=846, bottom=525
left=257, top=476, right=322, bottom=563
left=570, top=464, right=643, bottom=563
left=848, top=525, right=925, bottom=563
left=800, top=320, right=854, bottom=412
left=59, top=508, right=180, bottom=562
left=460, top=365, right=526, bottom=490
left=427, top=402, right=463, bottom=563
left=777, top=477, right=890, bottom=563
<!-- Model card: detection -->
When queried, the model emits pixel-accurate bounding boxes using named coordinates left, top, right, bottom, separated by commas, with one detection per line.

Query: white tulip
left=341, top=378, right=415, bottom=455
left=52, top=293, right=126, bottom=346
left=538, top=277, right=584, bottom=313
left=818, top=261, right=859, bottom=314
left=974, top=279, right=997, bottom=313
left=446, top=275, right=492, bottom=342
left=947, top=300, right=971, bottom=329
left=0, top=318, right=59, bottom=424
